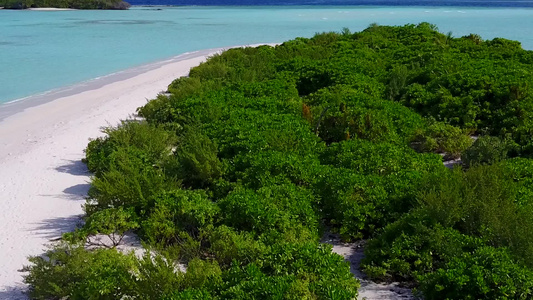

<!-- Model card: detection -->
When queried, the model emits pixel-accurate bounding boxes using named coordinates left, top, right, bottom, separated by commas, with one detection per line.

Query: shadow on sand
left=0, top=284, right=28, bottom=300
left=39, top=182, right=91, bottom=202
left=30, top=215, right=83, bottom=240
left=62, top=183, right=91, bottom=201
left=55, top=159, right=89, bottom=176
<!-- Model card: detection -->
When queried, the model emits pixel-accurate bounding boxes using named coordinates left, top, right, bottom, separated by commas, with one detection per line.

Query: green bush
left=207, top=225, right=268, bottom=267
left=64, top=207, right=139, bottom=248
left=84, top=121, right=176, bottom=177
left=167, top=127, right=223, bottom=189
left=419, top=165, right=533, bottom=260
left=141, top=189, right=219, bottom=246
left=259, top=243, right=360, bottom=299
left=462, top=135, right=509, bottom=167
left=418, top=247, right=533, bottom=300
left=321, top=138, right=443, bottom=176
left=314, top=166, right=390, bottom=240
left=134, top=253, right=186, bottom=299
left=218, top=184, right=319, bottom=239
left=25, top=24, right=533, bottom=298
left=362, top=212, right=484, bottom=282
left=410, top=120, right=473, bottom=158
left=23, top=245, right=137, bottom=300
left=230, top=150, right=324, bottom=190
left=502, top=157, right=533, bottom=206
left=86, top=146, right=178, bottom=215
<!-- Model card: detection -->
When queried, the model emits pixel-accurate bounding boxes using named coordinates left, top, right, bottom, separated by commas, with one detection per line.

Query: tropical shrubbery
left=2, top=0, right=130, bottom=9
left=22, top=24, right=533, bottom=299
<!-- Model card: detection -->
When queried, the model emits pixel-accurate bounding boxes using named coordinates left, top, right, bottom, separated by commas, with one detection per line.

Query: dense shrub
left=23, top=245, right=137, bottom=299
left=322, top=138, right=442, bottom=176
left=363, top=163, right=533, bottom=289
left=419, top=247, right=533, bottom=300
left=24, top=24, right=533, bottom=299
left=84, top=121, right=176, bottom=177
left=362, top=212, right=484, bottom=281
left=169, top=127, right=223, bottom=188
left=85, top=146, right=178, bottom=215
left=410, top=120, right=473, bottom=158
left=218, top=184, right=319, bottom=240
left=64, top=207, right=139, bottom=248
left=2, top=0, right=130, bottom=9
left=207, top=225, right=268, bottom=267
left=418, top=165, right=533, bottom=262
left=462, top=135, right=510, bottom=167
left=141, top=189, right=219, bottom=246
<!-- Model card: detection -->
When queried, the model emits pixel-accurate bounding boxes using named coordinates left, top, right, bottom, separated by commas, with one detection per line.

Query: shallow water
left=1, top=6, right=533, bottom=104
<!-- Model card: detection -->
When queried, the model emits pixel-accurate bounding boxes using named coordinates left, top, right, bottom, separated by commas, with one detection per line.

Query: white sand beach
left=26, top=7, right=77, bottom=10
left=0, top=49, right=223, bottom=298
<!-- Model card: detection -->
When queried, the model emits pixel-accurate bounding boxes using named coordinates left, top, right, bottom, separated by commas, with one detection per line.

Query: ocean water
left=1, top=6, right=533, bottom=106
left=128, top=0, right=533, bottom=7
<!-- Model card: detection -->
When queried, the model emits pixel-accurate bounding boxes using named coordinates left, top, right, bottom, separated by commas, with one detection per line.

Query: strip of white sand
left=26, top=7, right=77, bottom=10
left=0, top=46, right=256, bottom=298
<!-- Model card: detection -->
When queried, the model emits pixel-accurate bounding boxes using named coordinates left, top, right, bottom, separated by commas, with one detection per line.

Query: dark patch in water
left=8, top=34, right=33, bottom=38
left=0, top=41, right=14, bottom=46
left=197, top=23, right=227, bottom=26
left=13, top=23, right=49, bottom=27
left=76, top=19, right=175, bottom=25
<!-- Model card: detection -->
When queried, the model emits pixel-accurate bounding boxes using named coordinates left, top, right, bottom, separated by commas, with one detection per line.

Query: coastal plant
left=418, top=247, right=533, bottom=300
left=410, top=120, right=473, bottom=158
left=218, top=184, right=319, bottom=239
left=24, top=24, right=533, bottom=299
left=462, top=135, right=510, bottom=167
left=23, top=245, right=137, bottom=300
left=141, top=189, right=219, bottom=246
left=84, top=121, right=176, bottom=177
left=167, top=127, right=223, bottom=189
left=85, top=146, right=178, bottom=215
left=361, top=211, right=485, bottom=282
left=64, top=207, right=139, bottom=248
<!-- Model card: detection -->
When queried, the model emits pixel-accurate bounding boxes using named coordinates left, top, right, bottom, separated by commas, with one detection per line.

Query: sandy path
left=323, top=234, right=415, bottom=300
left=0, top=50, right=220, bottom=299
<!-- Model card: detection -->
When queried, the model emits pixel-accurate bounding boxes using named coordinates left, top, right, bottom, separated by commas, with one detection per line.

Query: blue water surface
left=129, top=0, right=533, bottom=7
left=1, top=5, right=533, bottom=104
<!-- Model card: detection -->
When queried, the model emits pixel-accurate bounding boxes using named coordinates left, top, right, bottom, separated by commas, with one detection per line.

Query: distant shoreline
left=27, top=7, right=77, bottom=10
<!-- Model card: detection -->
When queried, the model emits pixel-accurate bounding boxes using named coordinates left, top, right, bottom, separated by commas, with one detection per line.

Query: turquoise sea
left=1, top=6, right=533, bottom=106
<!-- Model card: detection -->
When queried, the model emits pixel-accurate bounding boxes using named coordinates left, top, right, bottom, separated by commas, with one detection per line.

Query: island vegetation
left=2, top=0, right=130, bottom=9
left=22, top=23, right=533, bottom=299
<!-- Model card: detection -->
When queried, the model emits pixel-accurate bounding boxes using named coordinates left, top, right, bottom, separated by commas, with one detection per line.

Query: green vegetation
left=2, top=0, right=130, bottom=9
left=23, top=24, right=533, bottom=299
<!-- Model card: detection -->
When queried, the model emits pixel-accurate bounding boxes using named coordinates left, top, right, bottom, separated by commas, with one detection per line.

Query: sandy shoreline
left=27, top=7, right=77, bottom=10
left=0, top=48, right=231, bottom=298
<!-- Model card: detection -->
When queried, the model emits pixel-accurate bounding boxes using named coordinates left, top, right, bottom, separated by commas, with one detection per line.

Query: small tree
left=65, top=208, right=139, bottom=248
left=462, top=135, right=508, bottom=167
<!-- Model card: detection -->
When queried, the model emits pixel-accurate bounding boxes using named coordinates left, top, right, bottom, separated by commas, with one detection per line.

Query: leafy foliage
left=23, top=245, right=137, bottom=299
left=2, top=0, right=130, bottom=9
left=23, top=24, right=533, bottom=299
left=462, top=135, right=511, bottom=167
left=64, top=207, right=139, bottom=248
left=419, top=247, right=533, bottom=300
